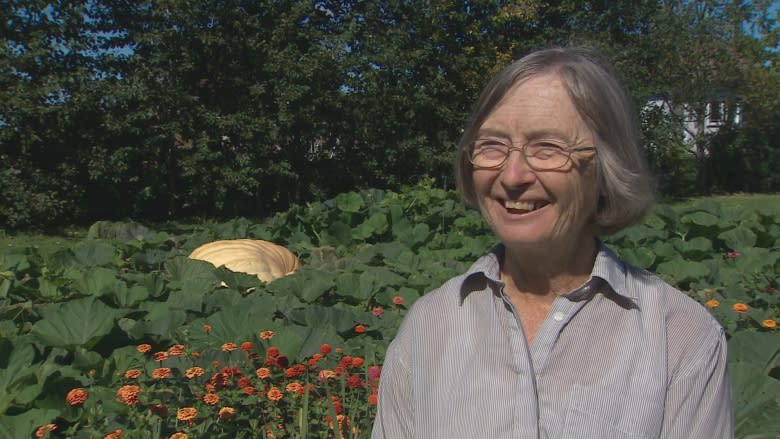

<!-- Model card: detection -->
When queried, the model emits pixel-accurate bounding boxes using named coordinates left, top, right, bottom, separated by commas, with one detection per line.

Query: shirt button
left=553, top=311, right=565, bottom=321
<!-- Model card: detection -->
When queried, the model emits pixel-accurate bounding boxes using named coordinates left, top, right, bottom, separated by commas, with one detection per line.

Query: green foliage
left=1, top=184, right=779, bottom=436
left=3, top=1, right=777, bottom=229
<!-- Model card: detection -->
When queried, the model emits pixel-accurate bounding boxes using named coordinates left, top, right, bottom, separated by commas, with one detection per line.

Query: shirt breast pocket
left=561, top=385, right=663, bottom=439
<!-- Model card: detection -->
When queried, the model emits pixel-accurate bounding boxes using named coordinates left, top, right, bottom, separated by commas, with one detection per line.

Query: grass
left=2, top=193, right=779, bottom=256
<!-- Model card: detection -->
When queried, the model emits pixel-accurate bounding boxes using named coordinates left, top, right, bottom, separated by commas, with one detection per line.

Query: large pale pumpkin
left=188, top=239, right=300, bottom=283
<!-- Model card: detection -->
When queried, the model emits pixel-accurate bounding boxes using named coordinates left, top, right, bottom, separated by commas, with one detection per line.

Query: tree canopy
left=2, top=0, right=778, bottom=229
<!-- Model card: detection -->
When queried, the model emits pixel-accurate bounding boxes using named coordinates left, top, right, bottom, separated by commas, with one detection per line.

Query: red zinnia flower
left=66, top=388, right=88, bottom=406
left=354, top=324, right=367, bottom=334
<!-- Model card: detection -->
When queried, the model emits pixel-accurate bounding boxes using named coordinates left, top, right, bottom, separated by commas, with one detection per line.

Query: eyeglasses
left=469, top=138, right=597, bottom=171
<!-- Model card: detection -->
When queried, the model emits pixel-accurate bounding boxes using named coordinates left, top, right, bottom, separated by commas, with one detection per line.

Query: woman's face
left=472, top=72, right=599, bottom=254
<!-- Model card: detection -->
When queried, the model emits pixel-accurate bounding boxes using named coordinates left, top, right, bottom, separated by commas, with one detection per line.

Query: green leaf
left=617, top=246, right=656, bottom=269
left=656, top=258, right=710, bottom=285
left=31, top=297, right=120, bottom=348
left=681, top=211, right=720, bottom=227
left=335, top=192, right=363, bottom=213
left=718, top=226, right=758, bottom=251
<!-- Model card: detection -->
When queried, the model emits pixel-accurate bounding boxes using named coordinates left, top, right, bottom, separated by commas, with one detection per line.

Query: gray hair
left=454, top=46, right=655, bottom=235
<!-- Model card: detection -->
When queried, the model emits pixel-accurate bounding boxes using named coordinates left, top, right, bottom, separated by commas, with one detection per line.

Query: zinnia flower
left=705, top=299, right=720, bottom=309
left=124, top=369, right=142, bottom=379
left=240, top=341, right=254, bottom=351
left=218, top=407, right=236, bottom=419
left=103, top=429, right=123, bottom=439
left=221, top=342, right=238, bottom=352
left=153, top=351, right=169, bottom=362
left=203, top=393, right=220, bottom=405
left=372, top=306, right=384, bottom=317
left=116, top=385, right=142, bottom=406
left=267, top=387, right=283, bottom=401
left=733, top=303, right=749, bottom=313
left=286, top=381, right=305, bottom=395
left=726, top=251, right=741, bottom=258
left=346, top=374, right=363, bottom=389
left=137, top=343, right=152, bottom=353
left=170, top=433, right=188, bottom=439
left=168, top=344, right=185, bottom=356
left=354, top=324, right=367, bottom=334
left=392, top=295, right=404, bottom=305
left=185, top=366, right=205, bottom=379
left=66, top=388, right=88, bottom=406
left=367, top=365, right=381, bottom=379
left=763, top=319, right=777, bottom=329
left=368, top=392, right=378, bottom=405
left=256, top=367, right=271, bottom=379
left=259, top=330, right=274, bottom=340
left=152, top=367, right=172, bottom=379
left=319, top=343, right=331, bottom=354
left=35, top=424, right=57, bottom=437
left=351, top=357, right=364, bottom=368
left=176, top=407, right=197, bottom=422
left=203, top=324, right=212, bottom=334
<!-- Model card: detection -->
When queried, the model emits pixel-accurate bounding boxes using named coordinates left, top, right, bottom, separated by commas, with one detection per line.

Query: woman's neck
left=500, top=236, right=598, bottom=298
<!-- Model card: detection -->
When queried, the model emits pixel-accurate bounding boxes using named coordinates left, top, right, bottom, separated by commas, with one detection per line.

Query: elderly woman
left=372, top=47, right=732, bottom=439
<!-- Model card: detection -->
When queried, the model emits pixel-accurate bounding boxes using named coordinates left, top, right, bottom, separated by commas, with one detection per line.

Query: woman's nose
left=499, top=150, right=537, bottom=185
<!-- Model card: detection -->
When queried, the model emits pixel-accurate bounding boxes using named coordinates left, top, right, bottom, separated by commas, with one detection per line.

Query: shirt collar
left=459, top=241, right=638, bottom=309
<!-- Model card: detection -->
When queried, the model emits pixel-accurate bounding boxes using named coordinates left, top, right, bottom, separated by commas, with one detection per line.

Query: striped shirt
left=372, top=243, right=733, bottom=439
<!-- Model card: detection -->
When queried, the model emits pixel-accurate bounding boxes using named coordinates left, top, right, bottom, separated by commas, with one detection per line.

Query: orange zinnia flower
left=203, top=324, right=213, bottom=334
left=185, top=366, right=205, bottom=379
left=137, top=343, right=152, bottom=353
left=267, top=387, right=283, bottom=401
left=170, top=433, right=188, bottom=439
left=286, top=381, right=305, bottom=395
left=124, top=369, right=142, bottom=379
left=218, top=407, right=236, bottom=419
left=240, top=341, right=254, bottom=351
left=733, top=303, right=749, bottom=313
left=116, top=385, right=142, bottom=406
left=103, top=429, right=123, bottom=439
left=320, top=343, right=332, bottom=354
left=203, top=393, right=220, bottom=405
left=153, top=351, right=169, bottom=362
left=763, top=319, right=777, bottom=329
left=152, top=367, right=172, bottom=379
left=221, top=342, right=238, bottom=352
left=368, top=392, right=378, bottom=405
left=354, top=324, right=367, bottom=334
left=256, top=367, right=271, bottom=379
left=351, top=357, right=364, bottom=368
left=259, top=330, right=275, bottom=340
left=176, top=407, right=197, bottom=422
left=169, top=344, right=185, bottom=356
left=705, top=299, right=720, bottom=309
left=35, top=424, right=57, bottom=437
left=66, top=388, right=88, bottom=406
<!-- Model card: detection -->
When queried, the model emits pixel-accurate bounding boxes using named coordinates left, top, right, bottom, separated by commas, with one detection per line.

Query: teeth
left=504, top=200, right=536, bottom=211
